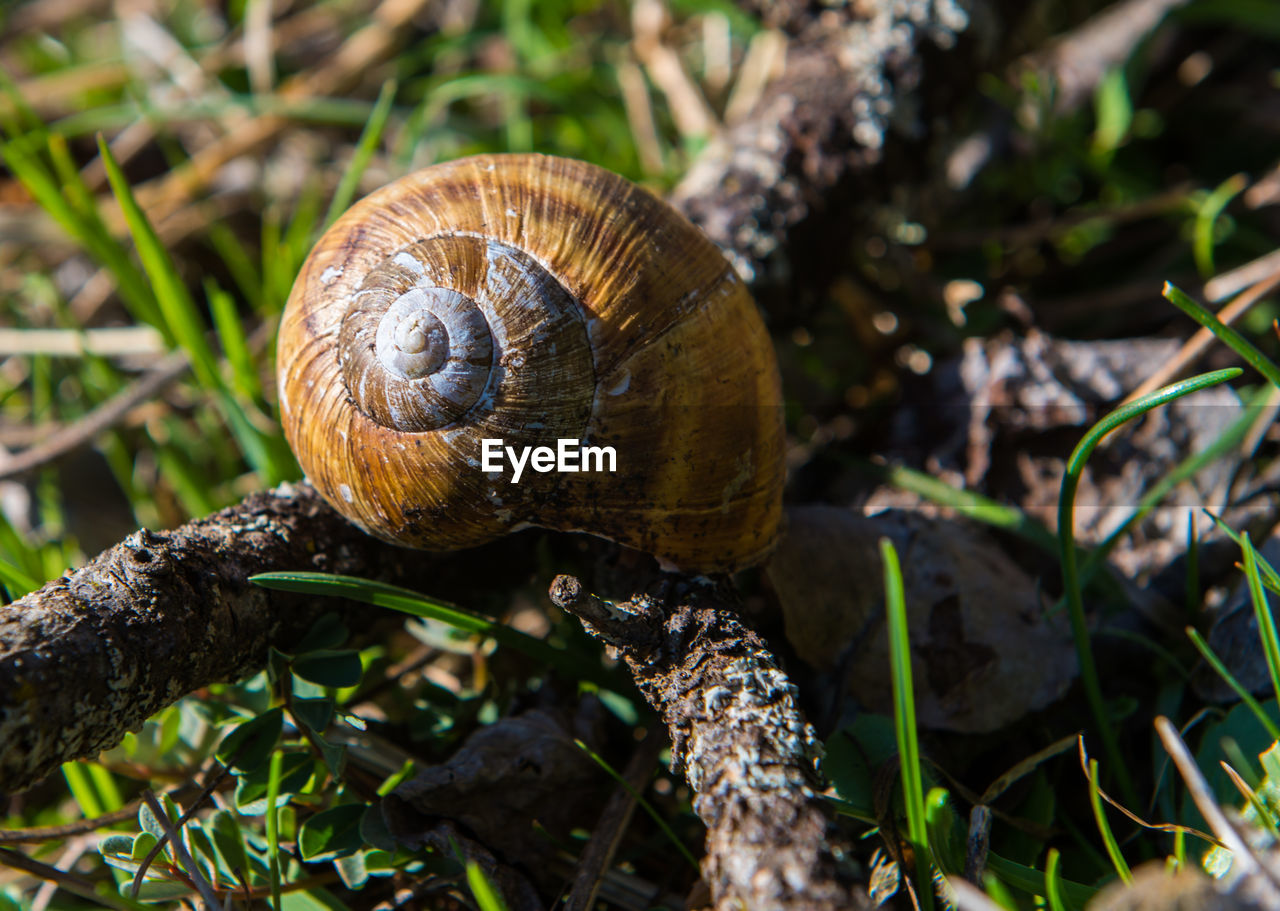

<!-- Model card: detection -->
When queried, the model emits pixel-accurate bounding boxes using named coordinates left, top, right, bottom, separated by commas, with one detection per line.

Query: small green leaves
left=251, top=571, right=614, bottom=686
left=292, top=651, right=363, bottom=689
left=235, top=750, right=316, bottom=814
left=298, top=803, right=367, bottom=862
left=216, top=708, right=283, bottom=772
left=98, top=834, right=140, bottom=874
left=205, top=810, right=251, bottom=884
left=290, top=614, right=350, bottom=655
left=291, top=697, right=335, bottom=734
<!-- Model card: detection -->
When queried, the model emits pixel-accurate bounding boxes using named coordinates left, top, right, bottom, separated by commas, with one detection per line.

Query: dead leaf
left=383, top=705, right=605, bottom=879
left=891, top=330, right=1246, bottom=582
left=766, top=506, right=1077, bottom=733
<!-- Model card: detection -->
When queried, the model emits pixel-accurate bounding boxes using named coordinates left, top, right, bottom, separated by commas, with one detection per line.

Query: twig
left=549, top=575, right=869, bottom=911
left=0, top=482, right=412, bottom=793
left=616, top=58, right=664, bottom=175
left=564, top=728, right=666, bottom=911
left=0, top=350, right=188, bottom=482
left=0, top=846, right=134, bottom=911
left=670, top=0, right=973, bottom=283
left=30, top=835, right=92, bottom=911
left=1205, top=247, right=1280, bottom=302
left=1155, top=715, right=1280, bottom=890
left=1018, top=0, right=1192, bottom=114
left=631, top=0, right=716, bottom=141
left=129, top=760, right=236, bottom=899
left=126, top=0, right=432, bottom=229
left=722, top=29, right=786, bottom=126
left=964, top=805, right=991, bottom=884
left=0, top=327, right=165, bottom=357
left=138, top=790, right=221, bottom=909
left=0, top=803, right=140, bottom=845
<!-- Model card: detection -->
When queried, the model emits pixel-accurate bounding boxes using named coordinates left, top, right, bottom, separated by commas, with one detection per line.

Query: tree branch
left=549, top=575, right=870, bottom=911
left=0, top=482, right=410, bottom=793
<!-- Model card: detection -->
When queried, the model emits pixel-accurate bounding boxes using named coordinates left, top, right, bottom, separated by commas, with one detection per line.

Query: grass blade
left=1186, top=512, right=1200, bottom=619
left=1044, top=848, right=1066, bottom=911
left=881, top=537, right=933, bottom=911
left=1203, top=510, right=1280, bottom=597
left=879, top=462, right=1059, bottom=554
left=98, top=136, right=221, bottom=390
left=1086, top=758, right=1132, bottom=886
left=1163, top=282, right=1280, bottom=390
left=264, top=750, right=283, bottom=911
left=1185, top=626, right=1280, bottom=740
left=62, top=762, right=105, bottom=819
left=984, top=852, right=1097, bottom=908
left=466, top=861, right=511, bottom=911
left=323, top=80, right=397, bottom=231
left=1221, top=761, right=1280, bottom=842
left=249, top=571, right=614, bottom=687
left=1241, top=531, right=1280, bottom=702
left=1059, top=367, right=1241, bottom=806
left=1080, top=388, right=1262, bottom=583
left=0, top=135, right=161, bottom=332
left=99, top=136, right=295, bottom=485
left=1194, top=174, right=1246, bottom=277
left=206, top=280, right=260, bottom=402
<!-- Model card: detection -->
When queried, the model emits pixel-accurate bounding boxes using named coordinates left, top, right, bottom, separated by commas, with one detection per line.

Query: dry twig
left=550, top=575, right=869, bottom=911
left=0, top=482, right=404, bottom=792
left=0, top=351, right=188, bottom=482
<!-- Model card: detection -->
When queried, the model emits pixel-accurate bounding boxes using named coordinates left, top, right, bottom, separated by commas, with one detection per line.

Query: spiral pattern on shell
left=278, top=154, right=785, bottom=572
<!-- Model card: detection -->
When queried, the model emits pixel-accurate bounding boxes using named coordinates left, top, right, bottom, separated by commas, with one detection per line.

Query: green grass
left=881, top=537, right=935, bottom=911
left=1057, top=367, right=1241, bottom=808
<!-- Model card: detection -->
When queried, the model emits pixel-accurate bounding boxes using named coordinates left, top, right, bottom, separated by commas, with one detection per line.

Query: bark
left=0, top=482, right=410, bottom=793
left=671, top=0, right=974, bottom=287
left=549, top=574, right=870, bottom=911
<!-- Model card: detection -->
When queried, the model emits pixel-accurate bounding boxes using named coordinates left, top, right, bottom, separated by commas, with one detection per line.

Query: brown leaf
left=383, top=705, right=605, bottom=878
left=766, top=506, right=1076, bottom=732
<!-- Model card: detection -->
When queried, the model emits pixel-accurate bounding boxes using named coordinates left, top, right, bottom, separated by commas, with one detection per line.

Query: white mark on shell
left=505, top=208, right=518, bottom=217
left=320, top=266, right=343, bottom=285
left=339, top=484, right=353, bottom=503
left=393, top=251, right=427, bottom=278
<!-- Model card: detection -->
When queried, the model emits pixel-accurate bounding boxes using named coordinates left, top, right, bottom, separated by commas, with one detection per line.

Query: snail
left=277, top=153, right=785, bottom=572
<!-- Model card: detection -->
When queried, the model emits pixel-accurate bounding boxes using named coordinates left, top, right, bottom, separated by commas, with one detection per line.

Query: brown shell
left=277, top=153, right=785, bottom=572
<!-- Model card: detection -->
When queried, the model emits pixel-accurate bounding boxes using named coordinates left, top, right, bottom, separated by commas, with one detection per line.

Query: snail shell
left=277, top=154, right=784, bottom=572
